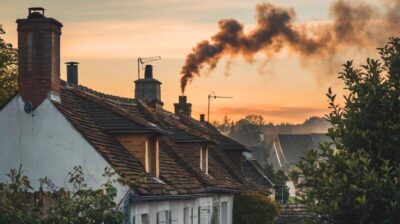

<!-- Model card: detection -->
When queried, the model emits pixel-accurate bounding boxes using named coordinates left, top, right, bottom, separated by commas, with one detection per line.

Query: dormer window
left=200, top=146, right=208, bottom=174
left=116, top=134, right=159, bottom=178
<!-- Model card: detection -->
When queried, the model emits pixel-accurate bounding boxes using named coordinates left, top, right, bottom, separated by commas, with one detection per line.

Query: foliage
left=0, top=165, right=124, bottom=224
left=298, top=37, right=400, bottom=223
left=229, top=114, right=265, bottom=146
left=0, top=26, right=18, bottom=107
left=264, top=164, right=290, bottom=203
left=233, top=192, right=279, bottom=224
left=287, top=166, right=302, bottom=183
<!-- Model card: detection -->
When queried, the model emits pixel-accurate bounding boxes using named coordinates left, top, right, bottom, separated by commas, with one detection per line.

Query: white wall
left=130, top=194, right=234, bottom=224
left=0, top=96, right=129, bottom=203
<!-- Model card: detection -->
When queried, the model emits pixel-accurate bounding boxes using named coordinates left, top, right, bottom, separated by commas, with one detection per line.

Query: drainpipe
left=118, top=189, right=134, bottom=224
left=124, top=195, right=131, bottom=224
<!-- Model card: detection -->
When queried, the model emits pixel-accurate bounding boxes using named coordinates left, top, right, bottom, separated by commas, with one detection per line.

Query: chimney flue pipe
left=66, top=62, right=79, bottom=85
left=200, top=114, right=205, bottom=122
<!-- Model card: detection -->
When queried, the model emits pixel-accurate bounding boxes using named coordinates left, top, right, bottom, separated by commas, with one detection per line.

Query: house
left=0, top=8, right=273, bottom=224
left=269, top=133, right=331, bottom=171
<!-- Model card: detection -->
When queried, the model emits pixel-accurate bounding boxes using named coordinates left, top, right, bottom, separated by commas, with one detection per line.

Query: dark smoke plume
left=180, top=0, right=400, bottom=93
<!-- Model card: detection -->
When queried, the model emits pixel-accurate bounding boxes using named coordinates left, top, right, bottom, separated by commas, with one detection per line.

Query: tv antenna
left=207, top=91, right=232, bottom=122
left=137, top=56, right=161, bottom=79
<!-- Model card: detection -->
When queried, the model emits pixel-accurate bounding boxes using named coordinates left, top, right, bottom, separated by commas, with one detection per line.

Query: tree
left=0, top=165, right=125, bottom=224
left=244, top=114, right=265, bottom=126
left=229, top=114, right=265, bottom=146
left=298, top=37, right=400, bottom=223
left=263, top=164, right=290, bottom=203
left=0, top=26, right=18, bottom=107
left=233, top=192, right=279, bottom=224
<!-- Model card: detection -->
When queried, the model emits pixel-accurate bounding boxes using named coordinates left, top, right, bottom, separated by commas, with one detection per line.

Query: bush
left=0, top=165, right=124, bottom=224
left=233, top=192, right=279, bottom=224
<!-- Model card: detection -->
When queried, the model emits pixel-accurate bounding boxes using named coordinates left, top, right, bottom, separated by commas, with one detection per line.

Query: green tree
left=298, top=37, right=400, bottom=223
left=229, top=114, right=265, bottom=146
left=0, top=26, right=18, bottom=108
left=0, top=165, right=125, bottom=224
left=233, top=192, right=279, bottom=224
left=264, top=164, right=290, bottom=203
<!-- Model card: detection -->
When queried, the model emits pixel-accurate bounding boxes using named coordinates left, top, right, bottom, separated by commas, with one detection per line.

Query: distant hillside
left=262, top=116, right=331, bottom=136
left=214, top=115, right=331, bottom=147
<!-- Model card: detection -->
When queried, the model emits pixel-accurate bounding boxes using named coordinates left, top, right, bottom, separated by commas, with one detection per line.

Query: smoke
left=180, top=0, right=400, bottom=93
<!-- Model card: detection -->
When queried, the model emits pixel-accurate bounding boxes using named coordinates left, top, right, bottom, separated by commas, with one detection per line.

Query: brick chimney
left=134, top=64, right=164, bottom=107
left=17, top=7, right=63, bottom=108
left=174, top=96, right=192, bottom=116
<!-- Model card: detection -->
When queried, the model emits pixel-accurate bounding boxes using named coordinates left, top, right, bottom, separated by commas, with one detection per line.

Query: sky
left=0, top=0, right=385, bottom=123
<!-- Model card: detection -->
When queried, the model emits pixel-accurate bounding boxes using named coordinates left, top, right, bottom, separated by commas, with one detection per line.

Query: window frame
left=200, top=146, right=208, bottom=174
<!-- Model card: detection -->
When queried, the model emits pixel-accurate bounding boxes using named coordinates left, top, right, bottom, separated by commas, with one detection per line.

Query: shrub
left=233, top=192, right=279, bottom=224
left=0, top=165, right=124, bottom=224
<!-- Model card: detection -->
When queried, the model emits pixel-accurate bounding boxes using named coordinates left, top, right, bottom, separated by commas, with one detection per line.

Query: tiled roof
left=276, top=133, right=332, bottom=168
left=55, top=83, right=205, bottom=196
left=53, top=81, right=272, bottom=197
left=177, top=115, right=273, bottom=191
left=179, top=116, right=249, bottom=152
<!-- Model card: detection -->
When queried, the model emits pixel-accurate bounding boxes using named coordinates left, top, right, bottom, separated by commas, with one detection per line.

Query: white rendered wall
left=130, top=194, right=234, bottom=224
left=0, top=96, right=129, bottom=203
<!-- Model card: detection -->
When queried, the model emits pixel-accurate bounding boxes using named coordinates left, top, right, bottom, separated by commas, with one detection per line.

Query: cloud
left=215, top=105, right=328, bottom=119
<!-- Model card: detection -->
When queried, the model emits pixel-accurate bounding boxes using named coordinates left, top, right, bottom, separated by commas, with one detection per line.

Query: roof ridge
left=136, top=101, right=213, bottom=143
left=74, top=89, right=163, bottom=133
left=62, top=80, right=135, bottom=103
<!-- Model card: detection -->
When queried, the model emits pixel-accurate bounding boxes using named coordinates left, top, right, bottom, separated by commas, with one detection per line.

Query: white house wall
left=130, top=194, right=234, bottom=224
left=0, top=96, right=129, bottom=203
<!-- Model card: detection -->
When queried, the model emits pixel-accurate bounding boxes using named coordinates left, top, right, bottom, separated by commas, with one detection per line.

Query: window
left=198, top=206, right=211, bottom=224
left=220, top=202, right=228, bottom=224
left=200, top=146, right=208, bottom=174
left=157, top=210, right=171, bottom=224
left=133, top=214, right=149, bottom=224
left=184, top=207, right=192, bottom=224
left=141, top=214, right=149, bottom=224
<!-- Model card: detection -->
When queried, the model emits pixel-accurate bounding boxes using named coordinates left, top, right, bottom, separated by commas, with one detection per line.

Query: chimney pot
left=144, top=64, right=153, bottom=79
left=66, top=62, right=79, bottom=85
left=200, top=114, right=205, bottom=122
left=179, top=95, right=187, bottom=104
left=28, top=7, right=45, bottom=18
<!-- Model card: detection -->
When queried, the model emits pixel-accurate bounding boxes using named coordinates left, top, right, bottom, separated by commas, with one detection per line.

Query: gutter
left=205, top=187, right=243, bottom=194
left=129, top=193, right=213, bottom=202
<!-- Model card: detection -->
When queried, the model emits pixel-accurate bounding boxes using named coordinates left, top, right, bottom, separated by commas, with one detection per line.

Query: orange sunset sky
left=0, top=0, right=386, bottom=123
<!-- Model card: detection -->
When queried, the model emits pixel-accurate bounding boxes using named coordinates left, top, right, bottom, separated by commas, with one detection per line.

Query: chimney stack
left=66, top=62, right=79, bottom=85
left=200, top=114, right=205, bottom=122
left=134, top=64, right=163, bottom=107
left=174, top=96, right=192, bottom=117
left=17, top=7, right=63, bottom=108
